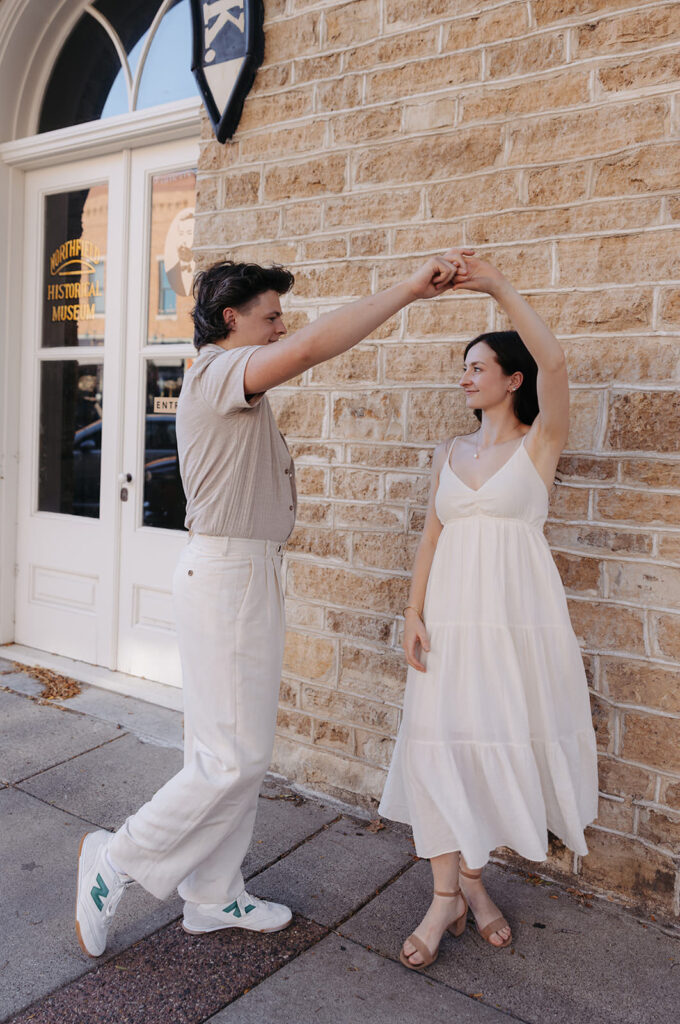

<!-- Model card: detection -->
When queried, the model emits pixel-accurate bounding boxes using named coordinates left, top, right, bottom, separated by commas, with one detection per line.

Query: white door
left=116, top=141, right=197, bottom=686
left=15, top=141, right=197, bottom=686
left=15, top=155, right=126, bottom=667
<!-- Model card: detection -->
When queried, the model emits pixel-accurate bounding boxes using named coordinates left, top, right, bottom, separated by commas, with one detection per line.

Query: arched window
left=38, top=0, right=196, bottom=133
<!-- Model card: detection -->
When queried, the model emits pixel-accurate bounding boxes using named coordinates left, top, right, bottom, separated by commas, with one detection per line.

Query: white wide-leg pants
left=109, top=535, right=285, bottom=903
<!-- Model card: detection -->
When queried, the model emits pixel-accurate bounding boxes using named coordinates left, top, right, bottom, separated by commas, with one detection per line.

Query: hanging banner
left=189, top=0, right=265, bottom=143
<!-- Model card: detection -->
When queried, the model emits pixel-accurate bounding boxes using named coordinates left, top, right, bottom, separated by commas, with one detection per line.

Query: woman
left=379, top=255, right=598, bottom=970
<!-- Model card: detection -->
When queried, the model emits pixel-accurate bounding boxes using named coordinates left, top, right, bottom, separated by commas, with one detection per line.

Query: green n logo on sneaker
left=224, top=900, right=256, bottom=918
left=90, top=873, right=109, bottom=911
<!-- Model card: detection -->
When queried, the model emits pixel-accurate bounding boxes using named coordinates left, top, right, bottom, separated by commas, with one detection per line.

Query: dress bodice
left=435, top=438, right=549, bottom=530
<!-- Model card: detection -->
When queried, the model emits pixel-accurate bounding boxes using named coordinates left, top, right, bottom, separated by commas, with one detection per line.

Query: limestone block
left=355, top=729, right=396, bottom=768
left=595, top=488, right=680, bottom=526
left=596, top=796, right=635, bottom=834
left=349, top=444, right=432, bottom=470
left=339, top=643, right=407, bottom=701
left=506, top=99, right=667, bottom=165
left=324, top=0, right=380, bottom=47
left=240, top=87, right=314, bottom=131
left=607, top=561, right=680, bottom=610
left=563, top=338, right=680, bottom=386
left=302, top=236, right=347, bottom=261
left=331, top=468, right=380, bottom=501
left=287, top=561, right=409, bottom=614
left=558, top=232, right=680, bottom=287
left=566, top=390, right=602, bottom=451
left=476, top=243, right=553, bottom=289
left=526, top=163, right=590, bottom=206
left=527, top=288, right=654, bottom=333
left=352, top=532, right=420, bottom=573
left=325, top=189, right=421, bottom=229
left=295, top=500, right=332, bottom=525
left=279, top=679, right=301, bottom=708
left=658, top=536, right=680, bottom=564
left=349, top=229, right=390, bottom=257
left=354, top=126, right=503, bottom=185
left=597, top=755, right=656, bottom=802
left=652, top=612, right=680, bottom=661
left=284, top=601, right=324, bottom=631
left=343, top=27, right=439, bottom=73
left=286, top=527, right=351, bottom=562
left=471, top=197, right=661, bottom=246
left=590, top=694, right=615, bottom=753
left=598, top=50, right=680, bottom=94
left=384, top=472, right=430, bottom=503
left=532, top=0, right=635, bottom=29
left=271, top=735, right=385, bottom=806
left=326, top=609, right=394, bottom=645
left=575, top=5, right=680, bottom=58
left=555, top=456, right=617, bottom=482
left=407, top=388, right=478, bottom=443
left=459, top=71, right=590, bottom=124
left=334, top=502, right=405, bottom=531
left=406, top=297, right=493, bottom=337
left=548, top=483, right=590, bottom=520
left=264, top=154, right=346, bottom=201
left=293, top=263, right=371, bottom=298
left=486, top=32, right=565, bottom=79
left=568, top=599, right=645, bottom=654
left=605, top=391, right=680, bottom=453
left=622, top=710, right=680, bottom=772
left=265, top=12, right=321, bottom=59
left=196, top=174, right=219, bottom=210
left=553, top=551, right=602, bottom=595
left=277, top=708, right=313, bottom=740
left=441, top=2, right=528, bottom=49
left=545, top=522, right=652, bottom=557
left=637, top=807, right=680, bottom=855
left=241, top=121, right=326, bottom=161
left=602, top=657, right=680, bottom=714
left=658, top=287, right=680, bottom=327
left=293, top=52, right=341, bottom=84
left=428, top=170, right=519, bottom=218
left=222, top=170, right=260, bottom=206
left=255, top=63, right=292, bottom=91
left=402, top=98, right=455, bottom=134
left=367, top=52, right=480, bottom=105
left=317, top=74, right=363, bottom=112
left=283, top=200, right=323, bottom=236
left=295, top=465, right=327, bottom=496
left=579, top=829, right=676, bottom=915
left=268, top=391, right=327, bottom=437
left=659, top=778, right=680, bottom=811
left=592, top=143, right=680, bottom=197
left=301, top=684, right=399, bottom=732
left=283, top=630, right=337, bottom=683
left=312, top=718, right=354, bottom=755
left=310, top=346, right=378, bottom=385
left=332, top=392, right=405, bottom=441
left=384, top=0, right=480, bottom=32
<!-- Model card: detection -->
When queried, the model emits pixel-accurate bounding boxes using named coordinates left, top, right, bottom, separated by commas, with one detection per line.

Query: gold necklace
left=473, top=429, right=523, bottom=460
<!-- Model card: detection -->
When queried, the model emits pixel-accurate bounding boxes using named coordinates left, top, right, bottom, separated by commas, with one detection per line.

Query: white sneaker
left=182, top=890, right=292, bottom=935
left=75, top=830, right=131, bottom=957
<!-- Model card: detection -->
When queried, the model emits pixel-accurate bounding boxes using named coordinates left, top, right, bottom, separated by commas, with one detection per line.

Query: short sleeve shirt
left=176, top=344, right=297, bottom=540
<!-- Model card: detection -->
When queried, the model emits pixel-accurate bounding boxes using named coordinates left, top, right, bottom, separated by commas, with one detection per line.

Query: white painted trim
left=0, top=99, right=202, bottom=170
left=4, top=643, right=183, bottom=711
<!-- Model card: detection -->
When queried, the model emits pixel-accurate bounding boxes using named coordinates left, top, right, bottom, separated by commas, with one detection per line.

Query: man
left=75, top=248, right=472, bottom=957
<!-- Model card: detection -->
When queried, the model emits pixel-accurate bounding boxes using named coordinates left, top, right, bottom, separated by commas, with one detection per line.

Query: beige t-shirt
left=176, top=344, right=297, bottom=540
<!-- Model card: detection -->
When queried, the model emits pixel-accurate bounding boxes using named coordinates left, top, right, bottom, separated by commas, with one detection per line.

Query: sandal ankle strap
left=434, top=888, right=461, bottom=897
left=459, top=867, right=483, bottom=879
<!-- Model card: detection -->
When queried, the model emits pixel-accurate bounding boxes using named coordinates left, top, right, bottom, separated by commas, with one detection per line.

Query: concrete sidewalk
left=1, top=656, right=678, bottom=1024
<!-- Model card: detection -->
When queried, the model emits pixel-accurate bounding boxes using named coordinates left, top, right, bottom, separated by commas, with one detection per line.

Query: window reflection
left=38, top=362, right=104, bottom=518
left=42, top=187, right=108, bottom=348
left=143, top=358, right=188, bottom=530
left=147, top=170, right=196, bottom=343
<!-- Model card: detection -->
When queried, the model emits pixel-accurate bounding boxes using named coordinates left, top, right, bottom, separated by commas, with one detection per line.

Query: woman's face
left=459, top=341, right=520, bottom=413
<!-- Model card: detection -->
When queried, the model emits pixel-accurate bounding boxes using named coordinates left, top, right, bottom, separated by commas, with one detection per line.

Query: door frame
left=0, top=103, right=200, bottom=646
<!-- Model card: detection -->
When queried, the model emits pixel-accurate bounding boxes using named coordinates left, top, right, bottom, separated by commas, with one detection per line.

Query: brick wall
left=193, top=0, right=680, bottom=922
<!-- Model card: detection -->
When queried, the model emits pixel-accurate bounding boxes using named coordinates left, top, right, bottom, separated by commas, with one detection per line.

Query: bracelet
left=403, top=604, right=422, bottom=618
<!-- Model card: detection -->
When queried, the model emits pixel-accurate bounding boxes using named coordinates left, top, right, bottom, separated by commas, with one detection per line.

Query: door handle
left=119, top=472, right=132, bottom=501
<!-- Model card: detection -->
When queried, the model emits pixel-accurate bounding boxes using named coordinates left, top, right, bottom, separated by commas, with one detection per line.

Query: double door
left=15, top=140, right=198, bottom=686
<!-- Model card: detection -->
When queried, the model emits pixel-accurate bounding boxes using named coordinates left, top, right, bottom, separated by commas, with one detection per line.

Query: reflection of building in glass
left=77, top=184, right=107, bottom=345
left=147, top=170, right=196, bottom=343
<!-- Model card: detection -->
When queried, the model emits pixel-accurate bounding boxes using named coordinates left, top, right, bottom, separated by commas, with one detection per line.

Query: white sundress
left=379, top=436, right=599, bottom=868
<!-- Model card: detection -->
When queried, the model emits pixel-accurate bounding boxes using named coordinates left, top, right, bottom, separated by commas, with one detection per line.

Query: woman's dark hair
left=191, top=260, right=295, bottom=349
left=464, top=330, right=539, bottom=425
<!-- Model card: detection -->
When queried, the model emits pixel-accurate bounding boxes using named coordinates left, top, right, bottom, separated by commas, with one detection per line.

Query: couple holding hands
left=76, top=248, right=597, bottom=971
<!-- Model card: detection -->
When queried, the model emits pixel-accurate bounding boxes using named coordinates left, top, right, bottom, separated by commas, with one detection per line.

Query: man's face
left=222, top=289, right=287, bottom=347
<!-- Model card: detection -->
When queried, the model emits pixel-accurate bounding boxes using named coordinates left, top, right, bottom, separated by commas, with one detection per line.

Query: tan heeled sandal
left=459, top=866, right=512, bottom=948
left=399, top=888, right=468, bottom=971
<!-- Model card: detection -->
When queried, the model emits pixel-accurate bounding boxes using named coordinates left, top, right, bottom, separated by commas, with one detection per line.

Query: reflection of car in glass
left=71, top=415, right=186, bottom=527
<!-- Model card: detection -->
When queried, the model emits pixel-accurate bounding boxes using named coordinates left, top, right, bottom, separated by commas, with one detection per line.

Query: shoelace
left=103, top=878, right=131, bottom=919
